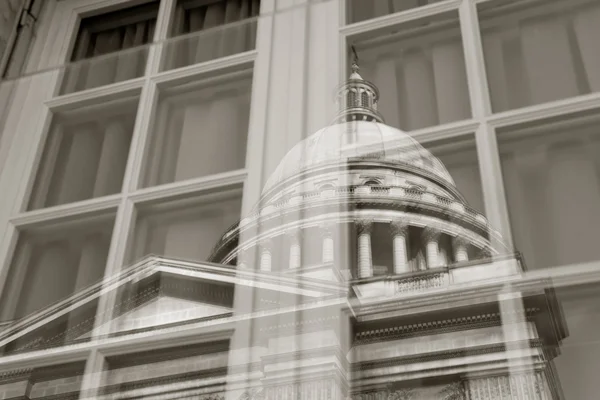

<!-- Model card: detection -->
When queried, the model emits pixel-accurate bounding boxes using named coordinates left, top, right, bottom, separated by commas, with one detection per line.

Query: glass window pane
left=162, top=0, right=260, bottom=71
left=128, top=188, right=242, bottom=265
left=346, top=0, right=445, bottom=24
left=28, top=97, right=138, bottom=210
left=479, top=0, right=600, bottom=113
left=350, top=12, right=471, bottom=131
left=554, top=282, right=600, bottom=400
left=61, top=2, right=159, bottom=94
left=0, top=213, right=115, bottom=322
left=497, top=110, right=600, bottom=270
left=422, top=134, right=484, bottom=214
left=141, top=72, right=251, bottom=188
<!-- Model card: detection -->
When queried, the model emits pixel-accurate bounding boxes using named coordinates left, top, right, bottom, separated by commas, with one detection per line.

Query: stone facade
left=0, top=0, right=21, bottom=64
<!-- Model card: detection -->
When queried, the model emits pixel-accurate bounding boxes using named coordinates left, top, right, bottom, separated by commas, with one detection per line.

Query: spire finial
left=350, top=45, right=362, bottom=80
left=332, top=46, right=384, bottom=124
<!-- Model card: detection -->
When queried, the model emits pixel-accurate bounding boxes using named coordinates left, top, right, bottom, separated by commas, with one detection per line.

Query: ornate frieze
left=466, top=372, right=549, bottom=400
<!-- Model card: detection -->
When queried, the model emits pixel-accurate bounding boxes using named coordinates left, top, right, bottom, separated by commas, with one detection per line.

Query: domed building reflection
left=0, top=64, right=567, bottom=400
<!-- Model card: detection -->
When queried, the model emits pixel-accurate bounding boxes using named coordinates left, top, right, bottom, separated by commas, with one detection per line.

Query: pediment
left=79, top=296, right=232, bottom=339
left=0, top=256, right=346, bottom=355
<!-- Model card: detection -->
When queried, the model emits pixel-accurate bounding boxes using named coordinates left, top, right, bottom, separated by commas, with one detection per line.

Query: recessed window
left=141, top=71, right=251, bottom=188
left=0, top=214, right=115, bottom=322
left=479, top=0, right=600, bottom=112
left=61, top=2, right=159, bottom=93
left=128, top=189, right=242, bottom=265
left=163, top=0, right=261, bottom=70
left=350, top=12, right=471, bottom=131
left=28, top=96, right=139, bottom=210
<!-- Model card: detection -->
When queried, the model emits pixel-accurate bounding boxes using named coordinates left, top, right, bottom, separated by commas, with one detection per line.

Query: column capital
left=356, top=219, right=373, bottom=235
left=319, top=221, right=335, bottom=237
left=452, top=236, right=470, bottom=247
left=390, top=221, right=409, bottom=236
left=422, top=226, right=441, bottom=242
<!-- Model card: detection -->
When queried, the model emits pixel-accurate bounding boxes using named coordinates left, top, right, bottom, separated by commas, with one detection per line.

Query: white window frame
left=0, top=0, right=268, bottom=390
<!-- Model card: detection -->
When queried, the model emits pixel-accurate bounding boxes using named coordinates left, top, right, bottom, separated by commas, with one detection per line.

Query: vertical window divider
left=147, top=0, right=178, bottom=75
left=460, top=0, right=513, bottom=250
left=459, top=0, right=492, bottom=118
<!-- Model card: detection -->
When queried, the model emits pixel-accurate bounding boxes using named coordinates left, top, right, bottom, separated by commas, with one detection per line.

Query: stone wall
left=0, top=0, right=22, bottom=63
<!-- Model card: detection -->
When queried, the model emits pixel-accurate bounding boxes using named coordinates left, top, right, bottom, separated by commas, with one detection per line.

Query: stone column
left=453, top=237, right=469, bottom=263
left=287, top=231, right=302, bottom=270
left=357, top=221, right=373, bottom=278
left=390, top=222, right=409, bottom=274
left=423, top=227, right=440, bottom=269
left=321, top=224, right=334, bottom=264
left=260, top=239, right=272, bottom=272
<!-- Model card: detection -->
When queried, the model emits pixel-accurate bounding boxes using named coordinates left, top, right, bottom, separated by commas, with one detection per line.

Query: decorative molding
left=354, top=310, right=540, bottom=345
left=389, top=221, right=409, bottom=236
left=356, top=219, right=373, bottom=235
left=353, top=339, right=543, bottom=372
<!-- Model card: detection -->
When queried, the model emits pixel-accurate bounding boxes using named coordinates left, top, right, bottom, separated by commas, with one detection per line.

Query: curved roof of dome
left=262, top=121, right=454, bottom=194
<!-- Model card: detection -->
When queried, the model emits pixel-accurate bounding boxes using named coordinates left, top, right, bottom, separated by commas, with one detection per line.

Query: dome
left=262, top=121, right=454, bottom=195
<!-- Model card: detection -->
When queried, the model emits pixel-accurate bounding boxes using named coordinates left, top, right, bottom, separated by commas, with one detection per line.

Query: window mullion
left=475, top=122, right=514, bottom=250
left=460, top=0, right=492, bottom=118
left=146, top=0, right=178, bottom=75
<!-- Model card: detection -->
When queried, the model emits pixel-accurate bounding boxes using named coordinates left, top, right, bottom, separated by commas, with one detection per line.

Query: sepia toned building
left=0, top=0, right=599, bottom=399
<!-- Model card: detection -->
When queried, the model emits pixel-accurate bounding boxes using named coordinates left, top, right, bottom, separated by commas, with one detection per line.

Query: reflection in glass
left=29, top=97, right=138, bottom=210
left=346, top=0, right=444, bottom=24
left=480, top=0, right=600, bottom=112
left=498, top=112, right=600, bottom=270
left=61, top=1, right=158, bottom=94
left=0, top=214, right=114, bottom=322
left=423, top=135, right=484, bottom=213
left=162, top=0, right=260, bottom=71
left=351, top=12, right=471, bottom=131
left=142, top=72, right=251, bottom=187
left=129, top=189, right=242, bottom=265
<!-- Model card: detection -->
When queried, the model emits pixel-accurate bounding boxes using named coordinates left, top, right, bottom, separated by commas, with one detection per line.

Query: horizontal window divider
left=128, top=169, right=247, bottom=205
left=409, top=119, right=480, bottom=144
left=487, top=92, right=600, bottom=129
left=45, top=77, right=145, bottom=112
left=340, top=0, right=461, bottom=38
left=10, top=194, right=121, bottom=228
left=151, top=50, right=257, bottom=87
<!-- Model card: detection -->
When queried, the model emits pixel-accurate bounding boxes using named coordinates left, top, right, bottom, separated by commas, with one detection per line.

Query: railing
left=395, top=271, right=448, bottom=294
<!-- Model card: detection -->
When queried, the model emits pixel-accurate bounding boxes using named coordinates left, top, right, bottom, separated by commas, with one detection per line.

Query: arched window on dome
left=319, top=183, right=336, bottom=191
left=363, top=178, right=382, bottom=186
left=348, top=90, right=358, bottom=108
left=361, top=91, right=369, bottom=107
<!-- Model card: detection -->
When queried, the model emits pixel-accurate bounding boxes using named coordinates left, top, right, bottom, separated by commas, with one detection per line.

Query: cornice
left=352, top=339, right=544, bottom=372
